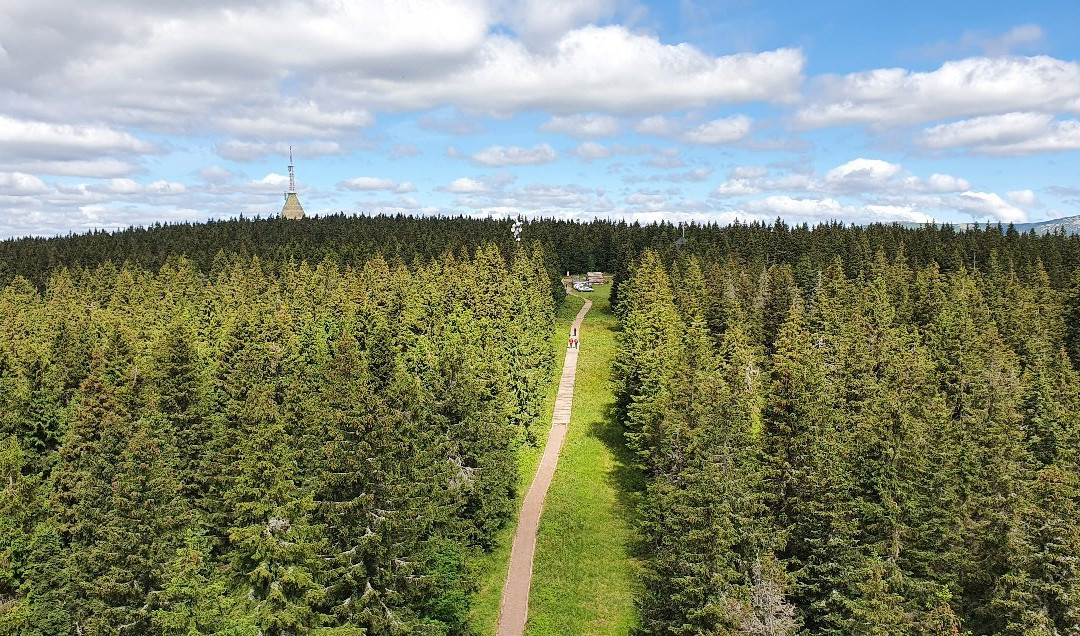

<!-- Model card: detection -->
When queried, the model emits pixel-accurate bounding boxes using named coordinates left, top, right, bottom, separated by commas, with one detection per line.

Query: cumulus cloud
left=680, top=115, right=753, bottom=145
left=745, top=195, right=934, bottom=223
left=338, top=177, right=416, bottom=193
left=715, top=158, right=971, bottom=198
left=716, top=179, right=761, bottom=196
left=216, top=140, right=344, bottom=162
left=918, top=112, right=1053, bottom=148
left=924, top=173, right=972, bottom=192
left=217, top=102, right=374, bottom=140
left=1007, top=189, right=1036, bottom=207
left=634, top=116, right=681, bottom=136
left=861, top=204, right=935, bottom=223
left=0, top=172, right=50, bottom=196
left=0, top=115, right=157, bottom=158
left=442, top=177, right=490, bottom=193
left=347, top=28, right=804, bottom=115
left=454, top=182, right=612, bottom=211
left=3, top=0, right=805, bottom=144
left=824, top=158, right=902, bottom=187
left=796, top=55, right=1080, bottom=129
left=0, top=115, right=156, bottom=177
left=504, top=0, right=617, bottom=47
left=571, top=141, right=614, bottom=161
left=540, top=113, right=619, bottom=138
left=747, top=195, right=849, bottom=218
left=634, top=114, right=753, bottom=145
left=471, top=143, right=557, bottom=166
left=918, top=112, right=1080, bottom=155
left=952, top=191, right=1028, bottom=223
left=0, top=159, right=137, bottom=179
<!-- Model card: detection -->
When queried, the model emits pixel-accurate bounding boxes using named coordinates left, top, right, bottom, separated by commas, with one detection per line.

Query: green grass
left=468, top=292, right=586, bottom=634
left=526, top=284, right=643, bottom=635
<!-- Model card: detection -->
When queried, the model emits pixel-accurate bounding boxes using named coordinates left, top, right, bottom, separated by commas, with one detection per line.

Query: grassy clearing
left=468, top=292, right=586, bottom=635
left=526, top=284, right=643, bottom=636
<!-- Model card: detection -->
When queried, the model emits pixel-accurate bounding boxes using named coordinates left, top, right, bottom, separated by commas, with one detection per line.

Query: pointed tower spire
left=280, top=146, right=306, bottom=220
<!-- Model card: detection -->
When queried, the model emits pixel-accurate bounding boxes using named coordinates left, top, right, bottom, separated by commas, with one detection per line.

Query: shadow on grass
left=588, top=402, right=649, bottom=561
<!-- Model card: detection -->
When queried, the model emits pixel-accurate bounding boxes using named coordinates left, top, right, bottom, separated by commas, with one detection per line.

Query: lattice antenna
left=287, top=146, right=297, bottom=195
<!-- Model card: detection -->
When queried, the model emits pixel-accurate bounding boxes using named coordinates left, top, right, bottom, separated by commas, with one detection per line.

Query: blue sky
left=3, top=0, right=1080, bottom=238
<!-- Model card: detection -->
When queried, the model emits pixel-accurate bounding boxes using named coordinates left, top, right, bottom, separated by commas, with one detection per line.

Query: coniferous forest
left=2, top=213, right=1080, bottom=635
left=616, top=251, right=1080, bottom=635
left=1, top=238, right=556, bottom=634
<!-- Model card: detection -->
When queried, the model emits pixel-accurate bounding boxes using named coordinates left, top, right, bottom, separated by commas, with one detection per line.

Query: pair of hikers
left=568, top=327, right=579, bottom=349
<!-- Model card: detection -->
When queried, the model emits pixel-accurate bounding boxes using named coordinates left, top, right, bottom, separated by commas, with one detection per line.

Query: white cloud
left=797, top=55, right=1080, bottom=129
left=1007, top=189, right=1036, bottom=207
left=106, top=178, right=141, bottom=194
left=924, top=173, right=972, bottom=192
left=571, top=141, right=613, bottom=160
left=824, top=158, right=902, bottom=186
left=0, top=115, right=157, bottom=158
left=716, top=179, right=761, bottom=196
left=0, top=159, right=136, bottom=178
left=338, top=177, right=416, bottom=193
left=680, top=115, right=753, bottom=145
left=218, top=102, right=374, bottom=140
left=719, top=158, right=969, bottom=197
left=626, top=191, right=668, bottom=211
left=454, top=182, right=612, bottom=211
left=668, top=167, right=713, bottom=182
left=747, top=195, right=849, bottom=218
left=862, top=204, right=934, bottom=223
left=634, top=114, right=753, bottom=145
left=745, top=196, right=934, bottom=223
left=730, top=166, right=767, bottom=179
left=0, top=172, right=50, bottom=196
left=217, top=140, right=344, bottom=162
left=443, top=177, right=489, bottom=193
left=147, top=180, right=186, bottom=194
left=504, top=0, right=617, bottom=47
left=918, top=112, right=1080, bottom=155
left=918, top=112, right=1053, bottom=148
left=256, top=173, right=289, bottom=189
left=472, top=143, right=557, bottom=166
left=634, top=115, right=680, bottom=136
left=348, top=28, right=804, bottom=115
left=951, top=191, right=1028, bottom=223
left=977, top=120, right=1080, bottom=156
left=539, top=114, right=619, bottom=138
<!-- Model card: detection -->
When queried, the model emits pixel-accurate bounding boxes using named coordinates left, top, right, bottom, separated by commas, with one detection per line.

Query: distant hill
left=897, top=214, right=1080, bottom=235
left=944, top=214, right=1080, bottom=235
left=1012, top=215, right=1080, bottom=235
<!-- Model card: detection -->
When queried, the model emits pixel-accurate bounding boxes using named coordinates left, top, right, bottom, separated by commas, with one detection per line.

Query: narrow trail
left=497, top=294, right=592, bottom=636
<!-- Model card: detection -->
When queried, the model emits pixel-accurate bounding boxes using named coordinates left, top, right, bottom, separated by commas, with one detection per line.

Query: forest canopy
left=2, top=213, right=1080, bottom=634
left=0, top=244, right=556, bottom=634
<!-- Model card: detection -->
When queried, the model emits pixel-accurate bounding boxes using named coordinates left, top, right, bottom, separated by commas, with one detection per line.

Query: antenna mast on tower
left=287, top=145, right=297, bottom=198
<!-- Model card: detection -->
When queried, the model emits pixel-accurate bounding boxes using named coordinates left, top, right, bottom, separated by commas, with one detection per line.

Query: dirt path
left=497, top=295, right=592, bottom=636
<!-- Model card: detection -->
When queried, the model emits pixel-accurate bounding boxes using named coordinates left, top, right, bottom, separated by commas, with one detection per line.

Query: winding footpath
left=497, top=294, right=592, bottom=636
